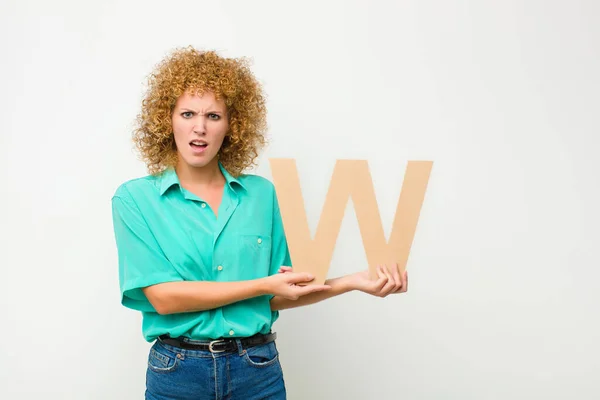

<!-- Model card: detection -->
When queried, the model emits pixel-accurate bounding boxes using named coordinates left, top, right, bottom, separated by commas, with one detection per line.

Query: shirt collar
left=218, top=162, right=247, bottom=192
left=159, top=162, right=246, bottom=196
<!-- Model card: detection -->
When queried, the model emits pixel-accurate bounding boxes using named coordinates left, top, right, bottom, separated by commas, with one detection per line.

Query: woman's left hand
left=347, top=264, right=408, bottom=297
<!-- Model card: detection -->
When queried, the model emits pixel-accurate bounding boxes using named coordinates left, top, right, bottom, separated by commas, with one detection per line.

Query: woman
left=111, top=46, right=408, bottom=400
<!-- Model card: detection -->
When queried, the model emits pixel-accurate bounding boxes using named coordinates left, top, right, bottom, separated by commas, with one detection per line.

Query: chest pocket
left=236, top=234, right=272, bottom=280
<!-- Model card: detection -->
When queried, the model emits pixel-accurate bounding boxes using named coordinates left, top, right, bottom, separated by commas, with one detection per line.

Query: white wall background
left=1, top=0, right=599, bottom=399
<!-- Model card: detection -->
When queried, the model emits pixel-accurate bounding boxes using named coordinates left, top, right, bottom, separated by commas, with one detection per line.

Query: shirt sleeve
left=111, top=188, right=183, bottom=312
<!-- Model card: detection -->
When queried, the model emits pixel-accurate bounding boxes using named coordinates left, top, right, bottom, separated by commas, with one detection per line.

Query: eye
left=208, top=113, right=221, bottom=120
left=181, top=111, right=194, bottom=118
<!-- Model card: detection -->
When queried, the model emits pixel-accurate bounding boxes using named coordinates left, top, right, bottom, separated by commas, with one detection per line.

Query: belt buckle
left=208, top=339, right=226, bottom=353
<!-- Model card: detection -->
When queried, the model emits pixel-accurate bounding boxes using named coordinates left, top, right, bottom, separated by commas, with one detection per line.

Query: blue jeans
left=145, top=336, right=287, bottom=399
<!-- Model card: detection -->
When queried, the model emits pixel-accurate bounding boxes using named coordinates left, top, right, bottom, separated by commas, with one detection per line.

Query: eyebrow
left=179, top=107, right=224, bottom=113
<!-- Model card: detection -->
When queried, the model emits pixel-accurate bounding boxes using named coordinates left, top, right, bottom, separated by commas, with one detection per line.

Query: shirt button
left=217, top=265, right=223, bottom=271
left=201, top=203, right=207, bottom=208
left=229, top=330, right=235, bottom=336
left=257, top=238, right=262, bottom=244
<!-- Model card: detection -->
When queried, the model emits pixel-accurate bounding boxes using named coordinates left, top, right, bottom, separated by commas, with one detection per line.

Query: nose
left=192, top=116, right=207, bottom=135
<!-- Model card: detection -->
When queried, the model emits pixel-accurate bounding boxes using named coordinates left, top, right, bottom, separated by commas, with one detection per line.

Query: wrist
left=326, top=274, right=356, bottom=294
left=256, top=276, right=273, bottom=296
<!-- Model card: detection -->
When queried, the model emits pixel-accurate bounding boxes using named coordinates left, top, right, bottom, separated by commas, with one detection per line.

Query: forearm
left=270, top=275, right=354, bottom=311
left=143, top=279, right=268, bottom=315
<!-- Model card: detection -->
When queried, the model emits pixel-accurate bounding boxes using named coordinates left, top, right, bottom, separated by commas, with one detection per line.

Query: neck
left=175, top=158, right=225, bottom=188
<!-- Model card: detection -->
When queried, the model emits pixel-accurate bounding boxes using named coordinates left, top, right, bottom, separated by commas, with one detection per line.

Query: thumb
left=298, top=284, right=332, bottom=296
left=286, top=272, right=315, bottom=283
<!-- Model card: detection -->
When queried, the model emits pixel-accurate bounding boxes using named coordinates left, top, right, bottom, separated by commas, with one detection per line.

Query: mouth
left=190, top=140, right=208, bottom=153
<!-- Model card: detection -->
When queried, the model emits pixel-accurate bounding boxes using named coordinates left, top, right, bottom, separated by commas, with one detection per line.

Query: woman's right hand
left=262, top=270, right=331, bottom=300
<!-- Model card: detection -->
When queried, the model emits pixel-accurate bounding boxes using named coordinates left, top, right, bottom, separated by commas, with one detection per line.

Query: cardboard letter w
left=269, top=159, right=433, bottom=284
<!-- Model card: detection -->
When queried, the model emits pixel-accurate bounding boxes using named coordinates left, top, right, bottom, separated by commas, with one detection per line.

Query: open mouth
left=190, top=140, right=208, bottom=152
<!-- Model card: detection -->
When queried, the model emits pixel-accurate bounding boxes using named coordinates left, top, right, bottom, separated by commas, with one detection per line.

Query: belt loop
left=234, top=339, right=244, bottom=356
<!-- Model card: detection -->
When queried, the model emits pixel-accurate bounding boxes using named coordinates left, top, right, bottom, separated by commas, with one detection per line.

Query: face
left=171, top=90, right=229, bottom=170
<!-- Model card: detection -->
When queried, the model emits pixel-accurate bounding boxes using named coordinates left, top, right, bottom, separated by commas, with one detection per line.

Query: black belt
left=158, top=332, right=276, bottom=353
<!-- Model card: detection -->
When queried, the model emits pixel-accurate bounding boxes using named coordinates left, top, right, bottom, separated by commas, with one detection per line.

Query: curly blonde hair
left=133, top=46, right=267, bottom=177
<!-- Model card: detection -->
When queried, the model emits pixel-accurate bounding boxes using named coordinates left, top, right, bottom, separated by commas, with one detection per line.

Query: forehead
left=174, top=90, right=226, bottom=110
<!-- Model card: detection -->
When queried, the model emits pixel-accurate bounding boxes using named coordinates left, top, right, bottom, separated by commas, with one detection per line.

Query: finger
left=297, top=284, right=332, bottom=296
left=286, top=272, right=316, bottom=284
left=374, top=265, right=385, bottom=287
left=401, top=270, right=408, bottom=293
left=278, top=266, right=293, bottom=274
left=374, top=265, right=389, bottom=293
left=380, top=265, right=396, bottom=297
left=389, top=262, right=403, bottom=292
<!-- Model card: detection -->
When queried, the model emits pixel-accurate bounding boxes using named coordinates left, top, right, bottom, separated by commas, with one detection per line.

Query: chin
left=181, top=154, right=216, bottom=169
